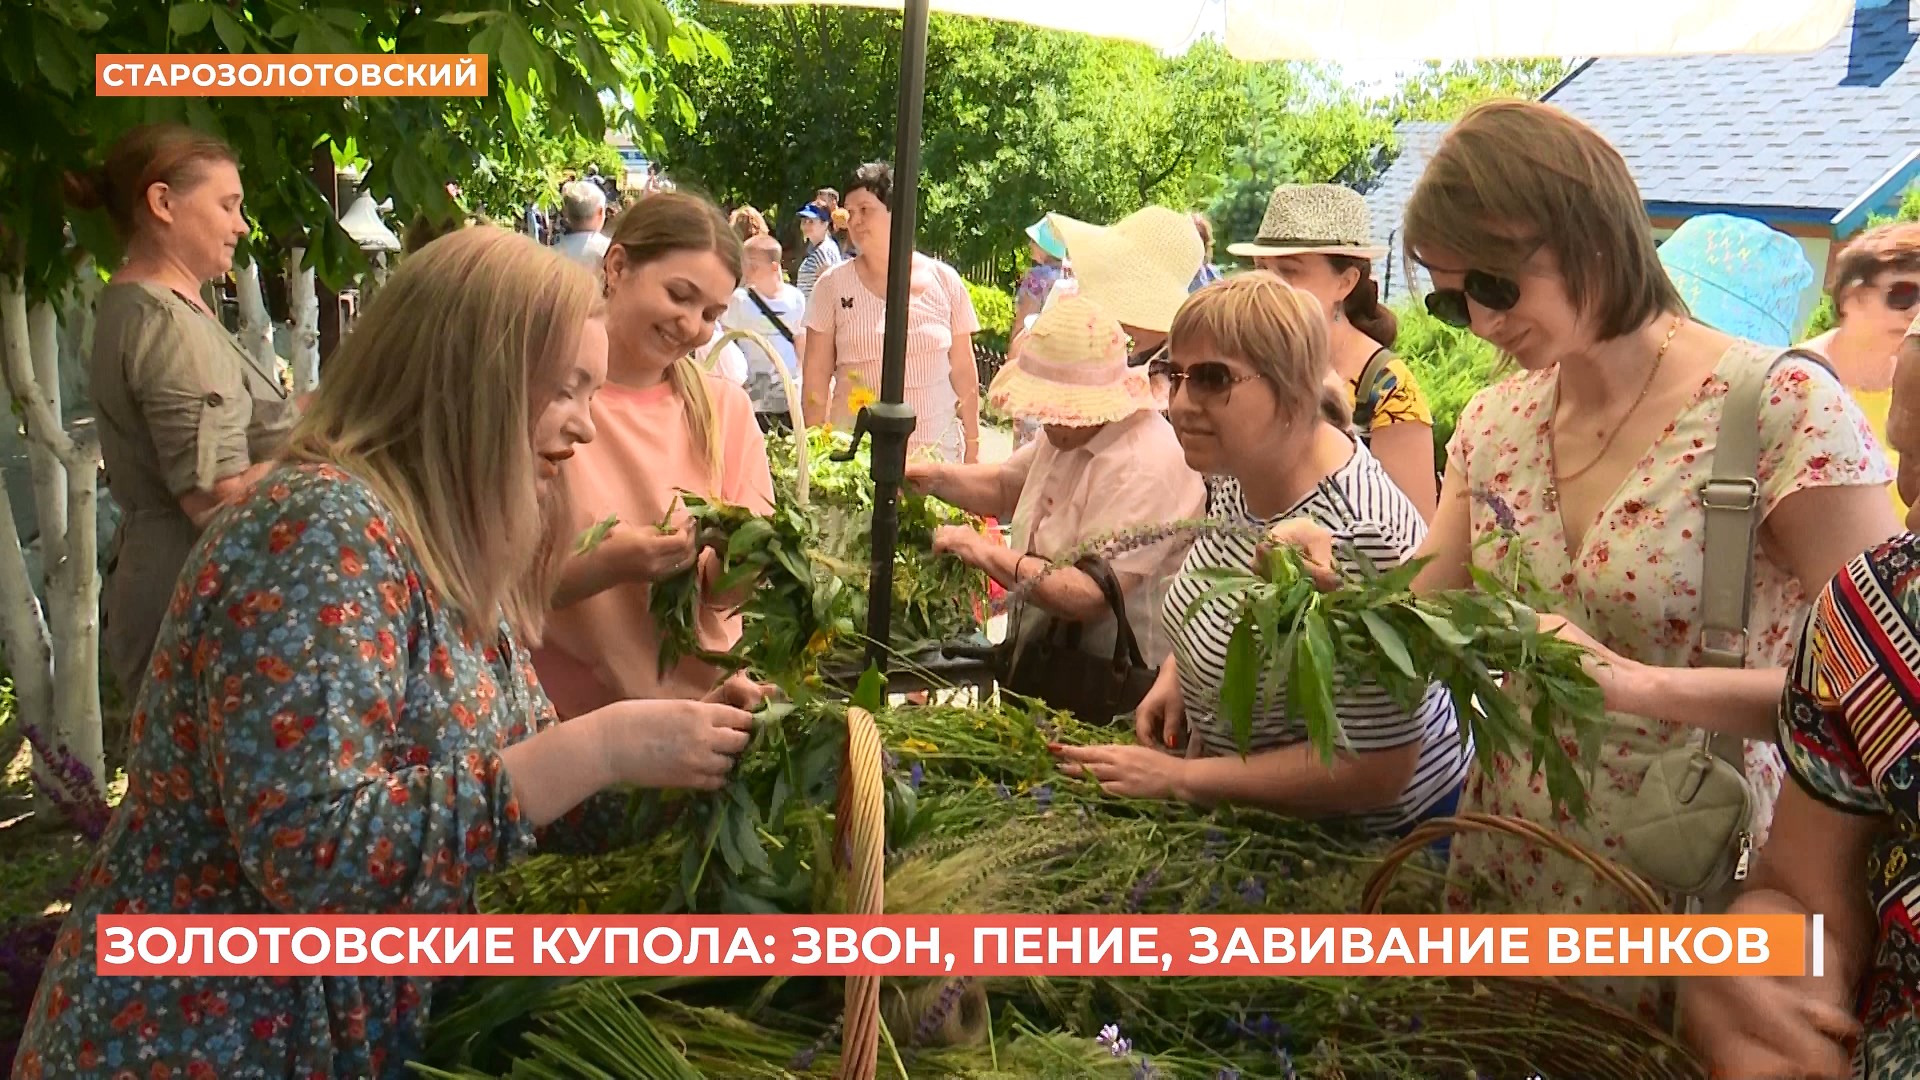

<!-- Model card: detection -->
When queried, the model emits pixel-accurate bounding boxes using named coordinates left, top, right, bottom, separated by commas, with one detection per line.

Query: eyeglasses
left=1885, top=281, right=1920, bottom=312
left=1424, top=270, right=1523, bottom=329
left=1147, top=358, right=1264, bottom=406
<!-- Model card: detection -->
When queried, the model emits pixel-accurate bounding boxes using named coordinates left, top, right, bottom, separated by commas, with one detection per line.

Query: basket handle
left=834, top=705, right=887, bottom=1080
left=708, top=327, right=808, bottom=509
left=1360, top=812, right=1666, bottom=916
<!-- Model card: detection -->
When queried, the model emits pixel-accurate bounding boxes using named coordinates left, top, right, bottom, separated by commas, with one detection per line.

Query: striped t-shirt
left=1161, top=442, right=1471, bottom=832
left=795, top=237, right=843, bottom=301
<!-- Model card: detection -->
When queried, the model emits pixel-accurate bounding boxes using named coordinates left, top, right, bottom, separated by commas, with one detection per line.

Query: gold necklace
left=1544, top=315, right=1683, bottom=513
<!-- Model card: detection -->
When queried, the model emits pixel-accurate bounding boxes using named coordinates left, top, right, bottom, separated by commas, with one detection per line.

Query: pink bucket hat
left=987, top=293, right=1162, bottom=427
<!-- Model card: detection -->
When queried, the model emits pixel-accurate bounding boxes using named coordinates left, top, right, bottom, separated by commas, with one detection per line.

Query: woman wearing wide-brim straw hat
left=1230, top=183, right=1437, bottom=519
left=1045, top=205, right=1206, bottom=367
left=905, top=291, right=1204, bottom=705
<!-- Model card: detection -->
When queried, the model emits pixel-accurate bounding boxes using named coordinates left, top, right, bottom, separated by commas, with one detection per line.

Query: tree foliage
left=1390, top=59, right=1571, bottom=122
left=657, top=4, right=1247, bottom=285
left=0, top=0, right=717, bottom=303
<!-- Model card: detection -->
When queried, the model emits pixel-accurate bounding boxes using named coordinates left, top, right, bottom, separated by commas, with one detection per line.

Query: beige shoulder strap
left=1695, top=347, right=1827, bottom=762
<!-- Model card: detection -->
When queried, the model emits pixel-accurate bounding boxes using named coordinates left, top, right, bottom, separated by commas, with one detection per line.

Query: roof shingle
left=1542, top=0, right=1920, bottom=218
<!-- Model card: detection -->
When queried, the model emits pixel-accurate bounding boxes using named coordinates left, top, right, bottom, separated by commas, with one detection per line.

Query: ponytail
left=1331, top=256, right=1398, bottom=350
left=669, top=355, right=724, bottom=490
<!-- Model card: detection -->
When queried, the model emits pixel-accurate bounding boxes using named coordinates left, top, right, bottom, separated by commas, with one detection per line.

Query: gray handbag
left=1617, top=349, right=1812, bottom=900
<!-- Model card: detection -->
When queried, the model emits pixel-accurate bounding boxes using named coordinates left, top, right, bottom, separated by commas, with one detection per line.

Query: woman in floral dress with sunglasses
left=1803, top=222, right=1920, bottom=519
left=1266, top=100, right=1899, bottom=1025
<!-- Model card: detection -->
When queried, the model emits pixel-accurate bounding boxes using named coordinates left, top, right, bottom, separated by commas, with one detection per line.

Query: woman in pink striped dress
left=801, top=162, right=982, bottom=462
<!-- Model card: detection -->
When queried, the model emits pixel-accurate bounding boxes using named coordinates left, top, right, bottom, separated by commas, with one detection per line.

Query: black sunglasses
left=1886, top=281, right=1920, bottom=312
left=1147, top=358, right=1263, bottom=405
left=1424, top=270, right=1523, bottom=329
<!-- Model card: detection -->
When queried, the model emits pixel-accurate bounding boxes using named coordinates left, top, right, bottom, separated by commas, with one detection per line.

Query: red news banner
left=97, top=914, right=1813, bottom=979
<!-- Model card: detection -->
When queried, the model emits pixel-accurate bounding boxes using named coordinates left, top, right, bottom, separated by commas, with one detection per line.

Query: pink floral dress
left=1443, top=340, right=1891, bottom=1022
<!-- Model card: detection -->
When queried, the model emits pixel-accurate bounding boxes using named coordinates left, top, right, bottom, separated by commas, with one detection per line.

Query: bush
left=964, top=278, right=1015, bottom=356
left=1391, top=301, right=1506, bottom=461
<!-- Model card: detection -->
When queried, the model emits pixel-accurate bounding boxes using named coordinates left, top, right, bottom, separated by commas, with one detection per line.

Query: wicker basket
left=833, top=705, right=887, bottom=1080
left=1355, top=813, right=1705, bottom=1080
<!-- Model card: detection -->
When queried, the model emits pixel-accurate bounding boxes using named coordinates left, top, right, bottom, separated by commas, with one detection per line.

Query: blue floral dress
left=13, top=464, right=620, bottom=1080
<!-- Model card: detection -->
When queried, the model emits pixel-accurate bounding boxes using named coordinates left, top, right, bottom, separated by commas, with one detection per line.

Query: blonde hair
left=608, top=190, right=741, bottom=490
left=1403, top=100, right=1682, bottom=342
left=1170, top=273, right=1351, bottom=429
left=280, top=226, right=598, bottom=642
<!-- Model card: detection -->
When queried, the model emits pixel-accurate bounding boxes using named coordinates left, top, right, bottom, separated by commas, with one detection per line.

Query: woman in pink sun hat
left=906, top=292, right=1204, bottom=721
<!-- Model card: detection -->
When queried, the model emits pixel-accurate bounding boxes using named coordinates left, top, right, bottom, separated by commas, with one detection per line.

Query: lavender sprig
left=910, top=976, right=973, bottom=1046
left=992, top=517, right=1271, bottom=616
left=789, top=1015, right=843, bottom=1072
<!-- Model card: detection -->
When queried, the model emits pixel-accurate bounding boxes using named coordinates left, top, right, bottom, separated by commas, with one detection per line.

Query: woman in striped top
left=1053, top=274, right=1470, bottom=834
left=801, top=162, right=982, bottom=462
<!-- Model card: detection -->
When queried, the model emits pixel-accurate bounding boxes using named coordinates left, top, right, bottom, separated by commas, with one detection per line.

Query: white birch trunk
left=289, top=247, right=320, bottom=394
left=26, top=302, right=67, bottom=585
left=0, top=278, right=68, bottom=799
left=235, top=255, right=276, bottom=367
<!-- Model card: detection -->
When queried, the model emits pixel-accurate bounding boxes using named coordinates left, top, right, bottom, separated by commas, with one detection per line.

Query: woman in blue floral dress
left=13, top=227, right=761, bottom=1079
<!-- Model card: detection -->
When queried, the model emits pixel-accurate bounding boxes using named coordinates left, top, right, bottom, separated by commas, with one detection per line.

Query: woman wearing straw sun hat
left=1008, top=216, right=1070, bottom=451
left=1046, top=205, right=1207, bottom=368
left=1230, top=183, right=1437, bottom=519
left=906, top=292, right=1204, bottom=721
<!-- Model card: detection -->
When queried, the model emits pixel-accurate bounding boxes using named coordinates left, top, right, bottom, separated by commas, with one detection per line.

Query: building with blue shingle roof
left=1363, top=121, right=1448, bottom=302
left=1363, top=0, right=1920, bottom=326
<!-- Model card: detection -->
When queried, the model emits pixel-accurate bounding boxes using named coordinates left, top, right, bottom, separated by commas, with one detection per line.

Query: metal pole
left=858, top=0, right=931, bottom=673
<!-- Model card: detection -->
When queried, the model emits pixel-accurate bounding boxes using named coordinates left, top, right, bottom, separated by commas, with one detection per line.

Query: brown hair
left=847, top=163, right=893, bottom=210
left=1170, top=272, right=1351, bottom=429
left=1829, top=222, right=1920, bottom=309
left=1327, top=255, right=1398, bottom=350
left=62, top=123, right=239, bottom=240
left=1402, top=100, right=1682, bottom=342
left=279, top=227, right=598, bottom=643
left=608, top=190, right=743, bottom=488
left=729, top=205, right=769, bottom=242
left=1191, top=213, right=1214, bottom=252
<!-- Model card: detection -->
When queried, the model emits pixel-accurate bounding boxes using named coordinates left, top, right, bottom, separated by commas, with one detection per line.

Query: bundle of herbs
left=1184, top=538, right=1605, bottom=821
left=645, top=493, right=856, bottom=682
left=765, top=426, right=990, bottom=652
left=447, top=683, right=1692, bottom=1080
left=989, top=512, right=1607, bottom=821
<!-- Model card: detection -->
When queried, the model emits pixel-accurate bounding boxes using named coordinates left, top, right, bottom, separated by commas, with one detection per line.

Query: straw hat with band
left=1657, top=213, right=1813, bottom=348
left=988, top=293, right=1162, bottom=427
left=1227, top=184, right=1386, bottom=260
left=1025, top=216, right=1067, bottom=261
left=1048, top=207, right=1204, bottom=335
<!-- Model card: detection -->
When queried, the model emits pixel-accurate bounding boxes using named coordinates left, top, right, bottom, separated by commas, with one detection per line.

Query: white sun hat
left=1048, top=206, right=1204, bottom=335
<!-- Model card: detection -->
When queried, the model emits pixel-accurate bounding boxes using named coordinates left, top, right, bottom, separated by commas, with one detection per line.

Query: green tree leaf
left=1290, top=608, right=1341, bottom=765
left=1220, top=609, right=1258, bottom=758
left=1359, top=609, right=1417, bottom=679
left=210, top=6, right=248, bottom=55
left=169, top=2, right=213, bottom=36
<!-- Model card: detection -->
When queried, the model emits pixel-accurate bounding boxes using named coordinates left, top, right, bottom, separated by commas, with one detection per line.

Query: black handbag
left=997, top=555, right=1158, bottom=724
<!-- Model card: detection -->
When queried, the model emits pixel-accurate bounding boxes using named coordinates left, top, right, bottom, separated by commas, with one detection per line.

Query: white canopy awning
left=723, top=0, right=1855, bottom=59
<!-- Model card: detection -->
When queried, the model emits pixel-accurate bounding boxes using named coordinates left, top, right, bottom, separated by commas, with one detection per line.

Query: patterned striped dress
left=1782, top=534, right=1920, bottom=1079
left=1161, top=446, right=1472, bottom=833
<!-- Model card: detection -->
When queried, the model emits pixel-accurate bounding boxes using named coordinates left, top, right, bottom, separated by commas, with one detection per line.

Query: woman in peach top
left=534, top=191, right=775, bottom=713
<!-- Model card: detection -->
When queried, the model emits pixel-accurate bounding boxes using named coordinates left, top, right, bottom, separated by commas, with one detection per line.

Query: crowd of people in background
left=23, top=98, right=1920, bottom=1080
